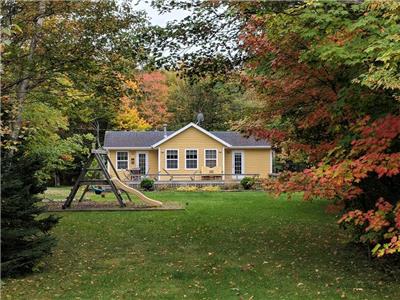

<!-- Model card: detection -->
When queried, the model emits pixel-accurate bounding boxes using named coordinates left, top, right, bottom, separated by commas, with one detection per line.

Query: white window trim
left=204, top=148, right=218, bottom=168
left=165, top=149, right=179, bottom=170
left=136, top=152, right=148, bottom=175
left=222, top=147, right=225, bottom=180
left=232, top=150, right=245, bottom=179
left=185, top=148, right=198, bottom=170
left=116, top=151, right=129, bottom=171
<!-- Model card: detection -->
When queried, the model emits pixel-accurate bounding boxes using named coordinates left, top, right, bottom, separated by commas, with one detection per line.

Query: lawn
left=3, top=188, right=399, bottom=300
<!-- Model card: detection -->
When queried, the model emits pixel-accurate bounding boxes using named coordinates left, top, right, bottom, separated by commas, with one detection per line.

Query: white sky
left=133, top=0, right=189, bottom=26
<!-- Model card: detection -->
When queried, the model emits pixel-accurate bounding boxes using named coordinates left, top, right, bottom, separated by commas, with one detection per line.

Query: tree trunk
left=54, top=172, right=60, bottom=187
left=10, top=1, right=46, bottom=143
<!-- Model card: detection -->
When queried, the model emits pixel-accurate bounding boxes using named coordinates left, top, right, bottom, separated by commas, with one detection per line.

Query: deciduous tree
left=155, top=0, right=400, bottom=259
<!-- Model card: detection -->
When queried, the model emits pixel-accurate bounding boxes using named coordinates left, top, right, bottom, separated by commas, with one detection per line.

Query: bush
left=338, top=198, right=400, bottom=258
left=156, top=184, right=171, bottom=191
left=222, top=183, right=241, bottom=190
left=140, top=178, right=154, bottom=191
left=176, top=186, right=198, bottom=192
left=200, top=185, right=221, bottom=192
left=240, top=177, right=256, bottom=190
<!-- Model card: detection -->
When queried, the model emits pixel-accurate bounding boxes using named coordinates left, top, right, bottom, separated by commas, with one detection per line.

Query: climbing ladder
left=62, top=149, right=131, bottom=209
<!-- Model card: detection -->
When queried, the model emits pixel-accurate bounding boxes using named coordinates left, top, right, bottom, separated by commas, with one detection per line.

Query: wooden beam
left=91, top=149, right=107, bottom=154
left=79, top=180, right=110, bottom=185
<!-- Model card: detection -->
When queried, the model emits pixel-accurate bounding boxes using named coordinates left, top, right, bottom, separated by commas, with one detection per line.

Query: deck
left=121, top=172, right=261, bottom=186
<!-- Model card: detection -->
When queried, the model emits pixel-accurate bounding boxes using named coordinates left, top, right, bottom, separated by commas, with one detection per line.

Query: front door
left=137, top=152, right=148, bottom=176
left=232, top=151, right=244, bottom=180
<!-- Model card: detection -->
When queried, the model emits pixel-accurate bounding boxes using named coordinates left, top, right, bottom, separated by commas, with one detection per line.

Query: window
left=166, top=149, right=179, bottom=169
left=233, top=152, right=243, bottom=174
left=185, top=149, right=198, bottom=169
left=205, top=149, right=217, bottom=168
left=137, top=153, right=147, bottom=174
left=116, top=151, right=128, bottom=170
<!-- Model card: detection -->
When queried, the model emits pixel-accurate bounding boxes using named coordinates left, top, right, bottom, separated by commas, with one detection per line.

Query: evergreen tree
left=1, top=148, right=59, bottom=277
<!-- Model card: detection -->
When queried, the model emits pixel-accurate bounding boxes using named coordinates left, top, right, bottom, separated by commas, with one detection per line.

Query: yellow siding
left=147, top=150, right=158, bottom=176
left=159, top=127, right=225, bottom=181
left=243, top=149, right=271, bottom=178
left=224, top=149, right=232, bottom=177
left=107, top=150, right=158, bottom=180
left=224, top=148, right=271, bottom=180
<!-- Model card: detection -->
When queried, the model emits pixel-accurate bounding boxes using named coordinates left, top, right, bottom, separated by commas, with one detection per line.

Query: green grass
left=3, top=188, right=399, bottom=300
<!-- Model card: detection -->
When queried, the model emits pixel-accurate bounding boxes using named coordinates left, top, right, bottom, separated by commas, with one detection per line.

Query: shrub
left=176, top=186, right=198, bottom=192
left=140, top=178, right=154, bottom=191
left=156, top=184, right=171, bottom=191
left=240, top=177, right=256, bottom=190
left=222, top=183, right=241, bottom=190
left=338, top=198, right=400, bottom=258
left=200, top=185, right=221, bottom=192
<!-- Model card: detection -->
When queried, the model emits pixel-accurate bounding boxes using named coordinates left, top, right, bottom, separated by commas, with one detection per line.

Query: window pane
left=186, top=150, right=197, bottom=159
left=167, top=160, right=178, bottom=169
left=117, top=161, right=128, bottom=170
left=167, top=150, right=178, bottom=159
left=205, top=150, right=216, bottom=159
left=205, top=160, right=216, bottom=168
left=117, top=152, right=128, bottom=160
left=186, top=160, right=197, bottom=169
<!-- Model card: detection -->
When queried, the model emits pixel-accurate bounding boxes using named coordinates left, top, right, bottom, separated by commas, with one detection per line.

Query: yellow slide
left=111, top=177, right=163, bottom=207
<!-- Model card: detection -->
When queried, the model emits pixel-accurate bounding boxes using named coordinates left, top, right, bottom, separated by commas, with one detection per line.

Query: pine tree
left=1, top=148, right=59, bottom=277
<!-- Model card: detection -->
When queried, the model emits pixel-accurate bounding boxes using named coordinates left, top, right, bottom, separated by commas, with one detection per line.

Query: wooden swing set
left=62, top=149, right=163, bottom=209
left=63, top=149, right=127, bottom=209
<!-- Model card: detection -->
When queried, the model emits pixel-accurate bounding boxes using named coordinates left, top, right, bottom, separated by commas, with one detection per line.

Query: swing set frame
left=62, top=149, right=131, bottom=209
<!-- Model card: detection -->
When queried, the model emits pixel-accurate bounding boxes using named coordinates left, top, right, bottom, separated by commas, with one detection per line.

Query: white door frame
left=232, top=151, right=244, bottom=180
left=136, top=151, right=149, bottom=176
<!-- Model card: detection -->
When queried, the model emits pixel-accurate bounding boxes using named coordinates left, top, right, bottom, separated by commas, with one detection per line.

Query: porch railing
left=121, top=171, right=260, bottom=182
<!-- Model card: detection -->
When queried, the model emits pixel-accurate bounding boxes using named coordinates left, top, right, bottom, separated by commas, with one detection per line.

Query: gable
left=158, top=127, right=228, bottom=149
left=151, top=123, right=231, bottom=148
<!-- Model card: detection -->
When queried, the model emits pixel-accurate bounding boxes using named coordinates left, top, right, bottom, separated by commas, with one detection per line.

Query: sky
left=133, top=0, right=190, bottom=27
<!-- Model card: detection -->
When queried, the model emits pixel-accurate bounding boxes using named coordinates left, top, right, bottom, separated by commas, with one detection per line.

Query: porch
left=121, top=172, right=261, bottom=187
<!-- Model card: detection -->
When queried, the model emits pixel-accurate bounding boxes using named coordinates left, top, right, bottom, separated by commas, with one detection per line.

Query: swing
left=92, top=186, right=104, bottom=195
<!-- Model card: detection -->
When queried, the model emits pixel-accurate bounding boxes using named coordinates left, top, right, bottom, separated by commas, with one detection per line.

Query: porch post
left=270, top=149, right=274, bottom=175
left=222, top=147, right=225, bottom=181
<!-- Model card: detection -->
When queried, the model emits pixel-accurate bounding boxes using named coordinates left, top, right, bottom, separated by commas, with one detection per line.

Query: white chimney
left=163, top=124, right=168, bottom=138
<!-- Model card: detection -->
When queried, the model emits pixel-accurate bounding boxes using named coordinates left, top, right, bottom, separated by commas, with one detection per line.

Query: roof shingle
left=104, top=128, right=270, bottom=148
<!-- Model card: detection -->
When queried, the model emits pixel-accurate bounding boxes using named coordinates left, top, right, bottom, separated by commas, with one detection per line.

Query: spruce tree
left=1, top=148, right=59, bottom=277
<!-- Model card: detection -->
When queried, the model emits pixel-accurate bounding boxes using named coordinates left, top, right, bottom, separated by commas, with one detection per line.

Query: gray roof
left=104, top=129, right=270, bottom=148
left=211, top=131, right=270, bottom=147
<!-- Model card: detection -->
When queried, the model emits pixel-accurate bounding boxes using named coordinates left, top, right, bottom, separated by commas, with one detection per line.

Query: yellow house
left=104, top=123, right=273, bottom=183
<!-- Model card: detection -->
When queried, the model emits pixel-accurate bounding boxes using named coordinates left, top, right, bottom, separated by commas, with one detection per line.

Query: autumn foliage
left=115, top=76, right=151, bottom=131
left=236, top=1, right=400, bottom=258
left=338, top=199, right=400, bottom=258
